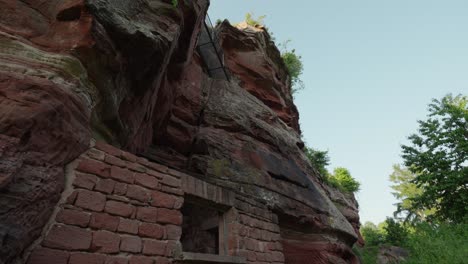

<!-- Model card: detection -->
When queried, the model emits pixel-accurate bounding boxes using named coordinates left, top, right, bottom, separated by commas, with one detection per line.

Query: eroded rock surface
left=0, top=0, right=361, bottom=263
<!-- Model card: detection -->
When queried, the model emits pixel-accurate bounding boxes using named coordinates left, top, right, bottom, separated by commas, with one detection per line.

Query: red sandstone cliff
left=0, top=0, right=362, bottom=263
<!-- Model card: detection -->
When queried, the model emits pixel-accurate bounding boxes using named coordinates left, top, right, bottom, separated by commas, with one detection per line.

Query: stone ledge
left=176, top=252, right=247, bottom=263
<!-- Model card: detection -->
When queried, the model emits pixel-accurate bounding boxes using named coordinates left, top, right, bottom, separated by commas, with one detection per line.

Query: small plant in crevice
left=172, top=0, right=178, bottom=7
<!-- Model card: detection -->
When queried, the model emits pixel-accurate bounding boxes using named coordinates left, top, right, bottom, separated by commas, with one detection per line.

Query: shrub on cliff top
left=304, top=147, right=330, bottom=177
left=242, top=15, right=305, bottom=95
left=304, top=146, right=360, bottom=193
left=328, top=167, right=361, bottom=193
left=245, top=13, right=266, bottom=27
left=280, top=41, right=304, bottom=95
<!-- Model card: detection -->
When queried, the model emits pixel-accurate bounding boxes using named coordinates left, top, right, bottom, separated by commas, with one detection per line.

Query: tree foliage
left=330, top=167, right=361, bottom=193
left=360, top=222, right=385, bottom=247
left=401, top=94, right=468, bottom=222
left=280, top=41, right=304, bottom=95
left=304, top=147, right=330, bottom=177
left=383, top=217, right=408, bottom=247
left=389, top=164, right=435, bottom=223
left=244, top=13, right=266, bottom=27
left=404, top=221, right=468, bottom=264
left=303, top=147, right=360, bottom=193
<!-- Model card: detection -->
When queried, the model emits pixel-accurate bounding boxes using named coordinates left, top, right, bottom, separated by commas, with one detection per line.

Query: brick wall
left=232, top=197, right=285, bottom=264
left=24, top=142, right=286, bottom=264
left=25, top=142, right=183, bottom=264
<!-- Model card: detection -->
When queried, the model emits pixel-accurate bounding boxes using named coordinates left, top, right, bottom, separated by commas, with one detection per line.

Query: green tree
left=361, top=221, right=385, bottom=246
left=383, top=217, right=409, bottom=247
left=303, top=147, right=359, bottom=193
left=389, top=164, right=435, bottom=223
left=304, top=147, right=330, bottom=177
left=331, top=167, right=361, bottom=193
left=401, top=94, right=468, bottom=222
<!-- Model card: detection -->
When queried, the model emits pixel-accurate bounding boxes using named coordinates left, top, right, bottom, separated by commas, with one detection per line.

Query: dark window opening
left=181, top=202, right=222, bottom=254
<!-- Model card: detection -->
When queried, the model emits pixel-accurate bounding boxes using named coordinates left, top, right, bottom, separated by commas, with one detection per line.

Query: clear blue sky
left=209, top=1, right=468, bottom=224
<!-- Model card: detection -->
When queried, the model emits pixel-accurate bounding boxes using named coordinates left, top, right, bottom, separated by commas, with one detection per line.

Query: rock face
left=0, top=0, right=362, bottom=263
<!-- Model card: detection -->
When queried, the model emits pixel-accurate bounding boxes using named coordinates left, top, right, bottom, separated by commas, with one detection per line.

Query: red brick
left=91, top=230, right=120, bottom=253
left=161, top=175, right=180, bottom=187
left=247, top=250, right=256, bottom=261
left=86, top=148, right=105, bottom=161
left=165, top=225, right=182, bottom=240
left=141, top=161, right=168, bottom=175
left=75, top=190, right=106, bottom=212
left=256, top=252, right=266, bottom=261
left=138, top=222, right=164, bottom=239
left=95, top=178, right=116, bottom=194
left=126, top=185, right=150, bottom=202
left=65, top=190, right=78, bottom=204
left=250, top=228, right=261, bottom=239
left=43, top=225, right=91, bottom=250
left=118, top=218, right=140, bottom=234
left=27, top=247, right=69, bottom=264
left=135, top=173, right=159, bottom=189
left=105, top=200, right=134, bottom=217
left=271, top=251, right=285, bottom=262
left=73, top=173, right=98, bottom=190
left=167, top=168, right=184, bottom=179
left=142, top=239, right=166, bottom=256
left=120, top=235, right=142, bottom=253
left=105, top=256, right=128, bottom=264
left=56, top=209, right=90, bottom=227
left=120, top=151, right=137, bottom=162
left=76, top=158, right=111, bottom=178
left=110, top=166, right=134, bottom=183
left=114, top=182, right=128, bottom=195
left=165, top=240, right=180, bottom=257
left=90, top=213, right=119, bottom=231
left=136, top=207, right=158, bottom=223
left=105, top=154, right=126, bottom=167
left=69, top=252, right=105, bottom=264
left=128, top=255, right=153, bottom=264
left=95, top=142, right=122, bottom=157
left=157, top=208, right=182, bottom=225
left=154, top=257, right=170, bottom=264
left=127, top=162, right=147, bottom=173
left=245, top=238, right=257, bottom=251
left=161, top=185, right=183, bottom=196
left=146, top=169, right=165, bottom=179
left=150, top=191, right=176, bottom=208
